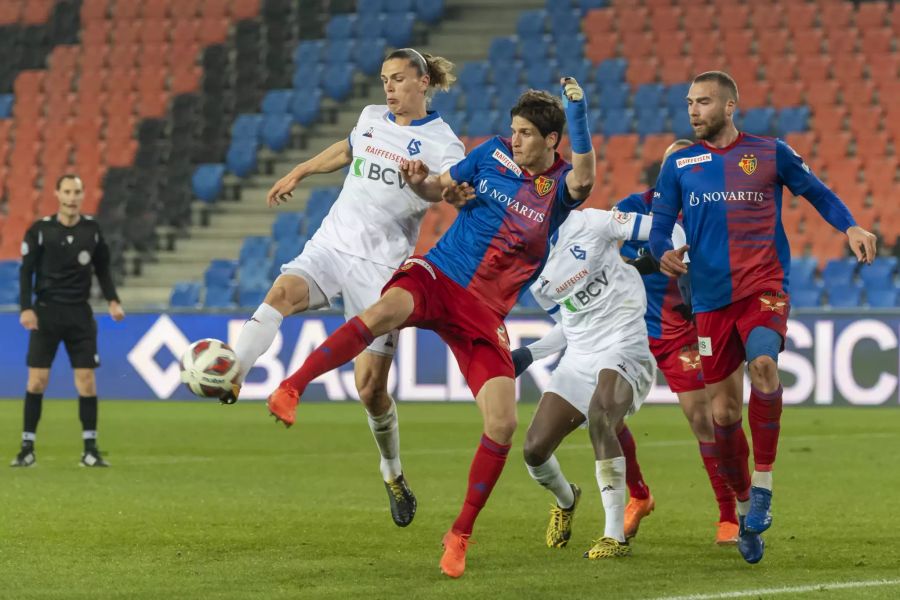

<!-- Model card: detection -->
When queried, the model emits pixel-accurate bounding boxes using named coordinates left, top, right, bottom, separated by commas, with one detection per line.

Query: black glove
left=674, top=271, right=694, bottom=321
left=511, top=347, right=534, bottom=377
left=625, top=252, right=660, bottom=275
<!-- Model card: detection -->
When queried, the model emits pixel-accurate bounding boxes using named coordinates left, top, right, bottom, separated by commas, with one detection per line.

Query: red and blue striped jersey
left=426, top=136, right=580, bottom=317
left=617, top=189, right=693, bottom=341
left=650, top=133, right=855, bottom=313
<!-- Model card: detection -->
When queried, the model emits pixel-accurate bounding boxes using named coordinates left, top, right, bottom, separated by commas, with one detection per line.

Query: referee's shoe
left=10, top=445, right=36, bottom=467
left=80, top=448, right=110, bottom=467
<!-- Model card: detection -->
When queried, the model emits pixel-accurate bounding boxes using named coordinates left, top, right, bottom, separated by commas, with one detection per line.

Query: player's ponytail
left=385, top=48, right=456, bottom=94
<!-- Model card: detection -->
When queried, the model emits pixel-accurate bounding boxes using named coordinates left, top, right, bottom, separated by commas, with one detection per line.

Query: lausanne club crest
left=738, top=154, right=757, bottom=175
left=534, top=175, right=555, bottom=197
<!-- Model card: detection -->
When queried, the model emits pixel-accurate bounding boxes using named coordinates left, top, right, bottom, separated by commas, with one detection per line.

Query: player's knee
left=75, top=371, right=96, bottom=396
left=357, top=377, right=390, bottom=412
left=587, top=403, right=616, bottom=433
left=522, top=432, right=550, bottom=466
left=27, top=374, right=49, bottom=394
left=748, top=355, right=779, bottom=388
left=711, top=397, right=741, bottom=426
left=266, top=277, right=308, bottom=315
left=485, top=415, right=517, bottom=445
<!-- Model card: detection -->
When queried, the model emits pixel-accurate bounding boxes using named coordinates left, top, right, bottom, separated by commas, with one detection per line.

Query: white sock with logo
left=751, top=470, right=773, bottom=491
left=235, top=303, right=283, bottom=382
left=526, top=454, right=575, bottom=509
left=367, top=400, right=402, bottom=481
left=596, top=457, right=627, bottom=542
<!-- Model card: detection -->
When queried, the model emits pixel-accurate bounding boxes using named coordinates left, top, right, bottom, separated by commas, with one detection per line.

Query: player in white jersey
left=225, top=48, right=465, bottom=528
left=511, top=208, right=685, bottom=559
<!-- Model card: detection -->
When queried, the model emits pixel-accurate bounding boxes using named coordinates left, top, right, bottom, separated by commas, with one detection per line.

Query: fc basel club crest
left=738, top=154, right=757, bottom=175
left=678, top=345, right=701, bottom=371
left=759, top=292, right=787, bottom=315
left=534, top=175, right=555, bottom=197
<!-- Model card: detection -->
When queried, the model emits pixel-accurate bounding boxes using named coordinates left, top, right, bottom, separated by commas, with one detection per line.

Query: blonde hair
left=385, top=48, right=456, bottom=93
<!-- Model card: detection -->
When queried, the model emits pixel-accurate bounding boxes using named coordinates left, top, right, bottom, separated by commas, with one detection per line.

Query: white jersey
left=312, top=105, right=465, bottom=268
left=530, top=209, right=662, bottom=354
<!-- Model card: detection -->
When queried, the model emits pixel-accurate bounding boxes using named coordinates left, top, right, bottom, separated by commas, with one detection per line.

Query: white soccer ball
left=179, top=338, right=240, bottom=398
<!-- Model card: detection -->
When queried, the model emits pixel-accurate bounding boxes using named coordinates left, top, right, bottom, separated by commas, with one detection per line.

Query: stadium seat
left=776, top=107, right=810, bottom=136
left=430, top=88, right=460, bottom=114
left=741, top=108, right=775, bottom=136
left=290, top=90, right=321, bottom=126
left=322, top=64, right=354, bottom=101
left=636, top=108, right=667, bottom=136
left=357, top=0, right=385, bottom=17
left=170, top=282, right=202, bottom=307
left=272, top=212, right=304, bottom=241
left=325, top=14, right=356, bottom=40
left=204, top=260, right=237, bottom=288
left=467, top=110, right=501, bottom=136
left=226, top=142, right=258, bottom=177
left=594, top=58, right=627, bottom=84
left=270, top=237, right=307, bottom=279
left=524, top=62, right=557, bottom=89
left=597, top=83, right=630, bottom=111
left=867, top=289, right=899, bottom=308
left=239, top=237, right=271, bottom=264
left=458, top=62, right=489, bottom=94
left=261, top=114, right=293, bottom=151
left=516, top=10, right=547, bottom=39
left=792, top=288, right=822, bottom=308
left=325, top=40, right=355, bottom=66
left=465, top=87, right=495, bottom=111
left=262, top=90, right=293, bottom=115
left=384, top=13, right=415, bottom=47
left=293, top=40, right=324, bottom=66
left=203, top=284, right=237, bottom=308
left=192, top=164, right=225, bottom=203
left=859, top=257, right=898, bottom=291
left=415, top=0, right=445, bottom=24
left=602, top=110, right=634, bottom=136
left=633, top=83, right=664, bottom=108
left=237, top=282, right=270, bottom=308
left=231, top=114, right=263, bottom=144
left=520, top=36, right=551, bottom=64
left=821, top=258, right=858, bottom=287
left=555, top=35, right=587, bottom=65
left=790, top=257, right=818, bottom=291
left=355, top=38, right=388, bottom=75
left=826, top=284, right=863, bottom=308
left=489, top=37, right=518, bottom=64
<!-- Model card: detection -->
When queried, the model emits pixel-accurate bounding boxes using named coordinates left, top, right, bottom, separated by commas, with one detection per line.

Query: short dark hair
left=56, top=174, right=82, bottom=190
left=510, top=90, right=565, bottom=148
left=692, top=71, right=739, bottom=103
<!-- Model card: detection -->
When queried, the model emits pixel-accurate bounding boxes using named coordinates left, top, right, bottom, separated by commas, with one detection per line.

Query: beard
left=693, top=112, right=727, bottom=141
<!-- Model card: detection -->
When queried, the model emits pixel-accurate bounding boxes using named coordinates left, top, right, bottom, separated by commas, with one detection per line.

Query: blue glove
left=561, top=77, right=591, bottom=154
left=511, top=347, right=534, bottom=378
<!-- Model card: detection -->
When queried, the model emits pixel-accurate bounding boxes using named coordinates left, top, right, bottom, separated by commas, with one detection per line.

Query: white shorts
left=545, top=337, right=657, bottom=419
left=280, top=237, right=399, bottom=356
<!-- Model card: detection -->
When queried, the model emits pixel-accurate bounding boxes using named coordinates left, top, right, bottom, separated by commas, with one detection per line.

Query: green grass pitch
left=1, top=400, right=899, bottom=599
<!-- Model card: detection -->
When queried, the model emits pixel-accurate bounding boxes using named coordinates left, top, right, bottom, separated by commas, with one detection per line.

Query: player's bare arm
left=846, top=225, right=877, bottom=264
left=399, top=160, right=458, bottom=203
left=560, top=77, right=595, bottom=200
left=267, top=138, right=353, bottom=207
left=660, top=245, right=690, bottom=278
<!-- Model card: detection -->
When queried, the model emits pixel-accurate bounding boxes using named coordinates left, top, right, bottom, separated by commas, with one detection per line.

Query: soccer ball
left=180, top=338, right=240, bottom=398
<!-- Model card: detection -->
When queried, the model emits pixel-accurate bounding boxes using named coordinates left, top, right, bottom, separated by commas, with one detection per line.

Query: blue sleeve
left=649, top=158, right=681, bottom=259
left=614, top=193, right=647, bottom=215
left=776, top=139, right=856, bottom=233
left=449, top=138, right=490, bottom=183
left=558, top=166, right=582, bottom=210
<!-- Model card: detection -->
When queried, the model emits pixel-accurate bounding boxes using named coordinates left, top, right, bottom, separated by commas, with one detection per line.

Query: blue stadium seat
left=776, top=107, right=810, bottom=135
left=556, top=37, right=587, bottom=67
left=467, top=110, right=501, bottom=136
left=356, top=14, right=385, bottom=40
left=0, top=260, right=19, bottom=282
left=0, top=280, right=18, bottom=304
left=859, top=257, right=898, bottom=291
left=356, top=0, right=385, bottom=16
left=520, top=36, right=551, bottom=63
left=489, top=37, right=518, bottom=64
left=231, top=114, right=262, bottom=143
left=741, top=108, right=775, bottom=136
left=384, top=13, right=415, bottom=47
left=821, top=257, right=858, bottom=287
left=272, top=212, right=304, bottom=241
left=595, top=58, right=627, bottom=83
left=290, top=90, right=321, bottom=126
left=225, top=142, right=258, bottom=177
left=516, top=10, right=547, bottom=38
left=322, top=64, right=354, bottom=101
left=670, top=107, right=694, bottom=139
left=204, top=260, right=237, bottom=288
left=597, top=83, right=630, bottom=110
left=549, top=9, right=582, bottom=35
left=465, top=87, right=495, bottom=111
left=385, top=0, right=413, bottom=12
left=636, top=108, right=667, bottom=136
left=354, top=38, right=387, bottom=75
left=561, top=58, right=591, bottom=86
left=239, top=236, right=271, bottom=264
left=238, top=283, right=269, bottom=308
left=496, top=86, right=527, bottom=114
left=261, top=114, right=293, bottom=151
left=429, top=88, right=460, bottom=114
left=491, top=62, right=523, bottom=88
left=169, top=282, right=202, bottom=307
left=270, top=238, right=307, bottom=279
left=789, top=257, right=818, bottom=291
left=458, top=62, right=489, bottom=94
left=306, top=187, right=339, bottom=229
left=792, top=288, right=822, bottom=308
left=826, top=284, right=862, bottom=308
left=292, top=40, right=323, bottom=66
left=0, top=94, right=14, bottom=118
left=238, top=257, right=273, bottom=288
left=203, top=284, right=237, bottom=309
left=634, top=83, right=664, bottom=107
left=191, top=164, right=225, bottom=203
left=440, top=110, right=462, bottom=132
left=524, top=62, right=557, bottom=89
left=867, top=289, right=899, bottom=308
left=415, top=0, right=444, bottom=24
left=326, top=40, right=355, bottom=65
left=664, top=83, right=691, bottom=113
left=262, top=90, right=293, bottom=115
left=326, top=14, right=356, bottom=40
left=601, top=109, right=634, bottom=136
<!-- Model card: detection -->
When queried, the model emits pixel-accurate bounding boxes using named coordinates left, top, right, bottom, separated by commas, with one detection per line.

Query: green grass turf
left=1, top=400, right=898, bottom=600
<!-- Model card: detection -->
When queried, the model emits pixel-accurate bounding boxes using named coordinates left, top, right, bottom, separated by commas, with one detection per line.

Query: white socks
left=526, top=454, right=575, bottom=509
left=751, top=470, right=773, bottom=491
left=235, top=303, right=284, bottom=381
left=367, top=400, right=402, bottom=481
left=596, top=457, right=627, bottom=542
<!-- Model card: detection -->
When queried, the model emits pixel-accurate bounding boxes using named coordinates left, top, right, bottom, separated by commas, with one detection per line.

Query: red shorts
left=649, top=327, right=705, bottom=394
left=693, top=290, right=790, bottom=384
left=383, top=256, right=514, bottom=397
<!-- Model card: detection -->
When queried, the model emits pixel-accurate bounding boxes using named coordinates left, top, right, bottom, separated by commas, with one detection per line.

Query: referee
left=11, top=174, right=125, bottom=468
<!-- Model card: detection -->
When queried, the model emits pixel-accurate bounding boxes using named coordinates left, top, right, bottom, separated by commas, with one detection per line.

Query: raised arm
left=266, top=138, right=353, bottom=207
left=561, top=77, right=595, bottom=201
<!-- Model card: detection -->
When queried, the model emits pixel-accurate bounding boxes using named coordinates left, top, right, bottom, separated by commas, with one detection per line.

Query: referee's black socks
left=79, top=396, right=98, bottom=451
left=22, top=391, right=43, bottom=448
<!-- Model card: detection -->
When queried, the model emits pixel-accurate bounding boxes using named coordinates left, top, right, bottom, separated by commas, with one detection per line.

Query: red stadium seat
left=831, top=54, right=866, bottom=87
left=583, top=9, right=614, bottom=34
left=824, top=156, right=862, bottom=187
left=140, top=43, right=170, bottom=68
left=140, top=19, right=170, bottom=45
left=863, top=157, right=898, bottom=198
left=749, top=4, right=782, bottom=30
left=81, top=20, right=111, bottom=46
left=784, top=3, right=817, bottom=32
left=762, top=55, right=797, bottom=81
left=805, top=80, right=840, bottom=108
left=105, top=139, right=137, bottom=167
left=80, top=0, right=108, bottom=23
left=172, top=20, right=200, bottom=47
left=22, top=0, right=53, bottom=25
left=112, top=0, right=141, bottom=21
left=716, top=4, right=750, bottom=31
left=108, top=43, right=140, bottom=68
left=855, top=132, right=891, bottom=162
left=112, top=21, right=141, bottom=45
left=143, top=0, right=171, bottom=19
left=171, top=41, right=200, bottom=66
left=105, top=67, right=138, bottom=91
left=722, top=30, right=753, bottom=60
left=846, top=105, right=883, bottom=136
left=76, top=70, right=105, bottom=96
left=640, top=133, right=675, bottom=165
left=824, top=29, right=859, bottom=56
left=658, top=56, right=693, bottom=85
left=781, top=207, right=803, bottom=235
left=80, top=45, right=108, bottom=70
left=613, top=6, right=648, bottom=34
left=867, top=54, right=900, bottom=81
left=104, top=91, right=137, bottom=117
left=814, top=130, right=853, bottom=164
left=171, top=65, right=201, bottom=94
left=231, top=0, right=261, bottom=21
left=860, top=28, right=894, bottom=57
left=138, top=68, right=168, bottom=95
left=198, top=17, right=230, bottom=46
left=757, top=30, right=789, bottom=58
left=137, top=92, right=169, bottom=118
left=792, top=29, right=825, bottom=57
left=688, top=35, right=722, bottom=58
left=682, top=6, right=715, bottom=31
left=820, top=1, right=853, bottom=31
left=769, top=81, right=804, bottom=109
left=649, top=6, right=683, bottom=34
left=783, top=132, right=816, bottom=160
left=49, top=46, right=80, bottom=72
left=171, top=0, right=202, bottom=19
left=625, top=57, right=658, bottom=86
left=202, top=0, right=230, bottom=18
left=855, top=2, right=888, bottom=29
left=620, top=31, right=655, bottom=59
left=796, top=55, right=831, bottom=83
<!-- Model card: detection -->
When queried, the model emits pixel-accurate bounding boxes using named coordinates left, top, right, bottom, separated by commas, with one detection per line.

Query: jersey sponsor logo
left=569, top=245, right=587, bottom=260
left=400, top=257, right=436, bottom=279
left=675, top=153, right=712, bottom=169
left=364, top=145, right=405, bottom=164
left=352, top=155, right=409, bottom=189
left=534, top=175, right=555, bottom=197
left=562, top=270, right=609, bottom=311
left=78, top=250, right=91, bottom=265
left=738, top=154, right=758, bottom=175
left=678, top=345, right=701, bottom=371
left=363, top=127, right=374, bottom=138
left=688, top=190, right=765, bottom=207
left=698, top=336, right=712, bottom=356
left=759, top=292, right=787, bottom=314
left=407, top=139, right=422, bottom=156
left=351, top=156, right=367, bottom=177
left=612, top=209, right=632, bottom=224
left=477, top=179, right=546, bottom=223
left=539, top=276, right=550, bottom=287
left=491, top=148, right=522, bottom=177
left=555, top=268, right=589, bottom=294
left=496, top=325, right=510, bottom=351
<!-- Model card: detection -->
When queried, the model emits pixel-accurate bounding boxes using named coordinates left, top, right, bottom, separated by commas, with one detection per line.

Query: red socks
left=451, top=435, right=511, bottom=536
left=282, top=316, right=374, bottom=392
left=713, top=418, right=751, bottom=501
left=748, top=384, right=783, bottom=472
left=617, top=425, right=651, bottom=500
left=699, top=441, right=738, bottom=524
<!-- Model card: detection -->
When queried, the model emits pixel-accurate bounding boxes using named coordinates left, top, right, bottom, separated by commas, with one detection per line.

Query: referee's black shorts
left=26, top=301, right=99, bottom=369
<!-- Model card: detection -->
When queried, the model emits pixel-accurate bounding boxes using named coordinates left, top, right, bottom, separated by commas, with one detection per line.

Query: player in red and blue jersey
left=649, top=72, right=877, bottom=564
left=616, top=139, right=739, bottom=546
left=268, top=80, right=596, bottom=578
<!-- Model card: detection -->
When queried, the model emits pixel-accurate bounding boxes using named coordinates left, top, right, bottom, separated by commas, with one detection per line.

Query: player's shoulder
left=615, top=189, right=653, bottom=214
left=739, top=132, right=780, bottom=149
left=358, top=104, right=391, bottom=125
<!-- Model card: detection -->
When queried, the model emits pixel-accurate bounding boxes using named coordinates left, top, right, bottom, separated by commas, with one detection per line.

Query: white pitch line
left=650, top=578, right=900, bottom=600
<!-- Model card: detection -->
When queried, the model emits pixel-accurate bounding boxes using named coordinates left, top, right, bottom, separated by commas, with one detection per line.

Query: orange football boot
left=267, top=385, right=299, bottom=427
left=715, top=520, right=739, bottom=545
left=439, top=530, right=471, bottom=578
left=624, top=494, right=655, bottom=540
